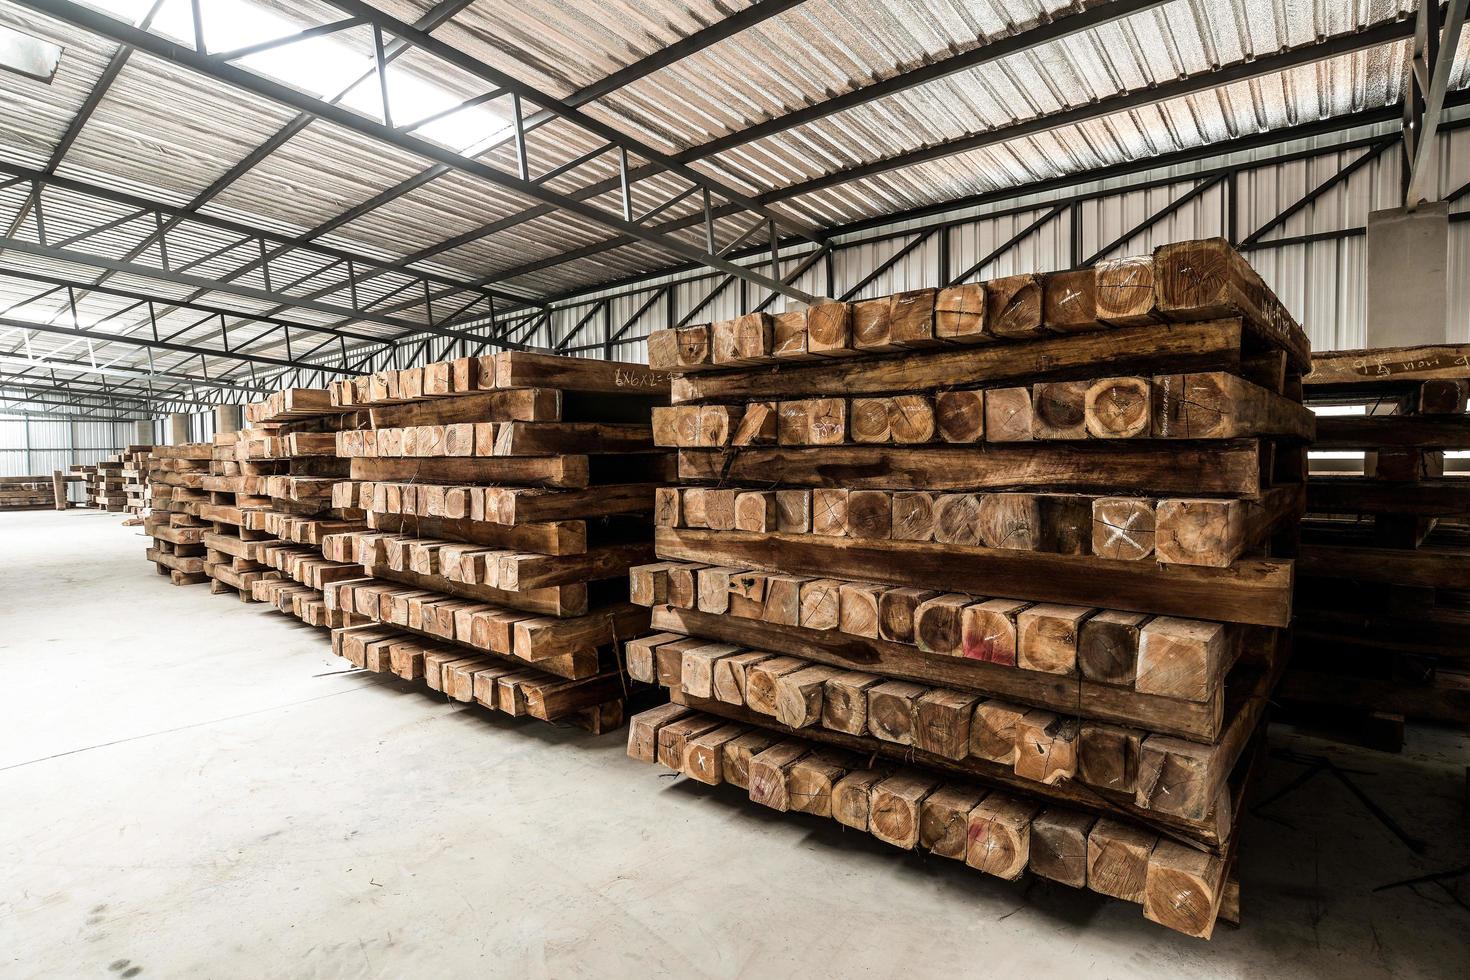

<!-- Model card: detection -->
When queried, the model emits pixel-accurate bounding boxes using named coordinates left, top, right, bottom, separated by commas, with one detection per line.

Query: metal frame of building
left=0, top=0, right=1466, bottom=420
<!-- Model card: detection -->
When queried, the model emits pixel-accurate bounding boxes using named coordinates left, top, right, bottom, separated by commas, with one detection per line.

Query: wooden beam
left=679, top=441, right=1263, bottom=497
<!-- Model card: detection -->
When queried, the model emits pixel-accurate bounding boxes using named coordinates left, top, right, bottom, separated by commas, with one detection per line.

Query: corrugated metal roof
left=0, top=0, right=1465, bottom=402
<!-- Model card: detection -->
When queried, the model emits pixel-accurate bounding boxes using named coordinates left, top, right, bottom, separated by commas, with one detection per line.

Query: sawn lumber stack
left=0, top=475, right=56, bottom=511
left=627, top=238, right=1309, bottom=939
left=1284, top=344, right=1470, bottom=743
left=312, top=350, right=672, bottom=732
left=199, top=390, right=361, bottom=602
left=143, top=443, right=211, bottom=585
left=89, top=452, right=129, bottom=511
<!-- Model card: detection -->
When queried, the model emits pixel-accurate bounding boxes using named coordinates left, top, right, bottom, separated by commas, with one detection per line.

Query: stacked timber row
left=313, top=350, right=672, bottom=733
left=119, top=445, right=152, bottom=514
left=627, top=237, right=1310, bottom=939
left=143, top=443, right=212, bottom=585
left=71, top=463, right=97, bottom=507
left=1283, top=344, right=1470, bottom=744
left=0, top=475, right=55, bottom=511
left=198, top=428, right=282, bottom=601
left=251, top=540, right=368, bottom=630
left=91, top=454, right=127, bottom=511
left=199, top=390, right=362, bottom=602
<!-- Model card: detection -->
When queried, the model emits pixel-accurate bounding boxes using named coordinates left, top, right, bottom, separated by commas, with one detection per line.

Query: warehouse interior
left=2, top=0, right=1469, bottom=976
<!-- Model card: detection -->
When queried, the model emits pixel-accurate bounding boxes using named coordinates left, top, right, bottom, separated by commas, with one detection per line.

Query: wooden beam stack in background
left=627, top=237, right=1309, bottom=939
left=143, top=443, right=212, bottom=585
left=198, top=390, right=362, bottom=602
left=313, top=350, right=672, bottom=733
left=1283, top=344, right=1470, bottom=746
left=0, top=475, right=56, bottom=511
left=91, top=454, right=127, bottom=511
left=71, top=463, right=97, bottom=507
left=120, top=445, right=152, bottom=514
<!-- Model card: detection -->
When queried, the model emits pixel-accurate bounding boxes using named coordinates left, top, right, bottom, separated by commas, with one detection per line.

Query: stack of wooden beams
left=314, top=350, right=672, bottom=733
left=119, top=445, right=152, bottom=514
left=143, top=444, right=212, bottom=584
left=626, top=237, right=1310, bottom=939
left=243, top=393, right=368, bottom=626
left=199, top=390, right=362, bottom=601
left=250, top=539, right=367, bottom=629
left=1283, top=344, right=1470, bottom=744
left=91, top=455, right=127, bottom=511
left=198, top=429, right=282, bottom=600
left=0, top=475, right=55, bottom=511
left=71, top=463, right=97, bottom=507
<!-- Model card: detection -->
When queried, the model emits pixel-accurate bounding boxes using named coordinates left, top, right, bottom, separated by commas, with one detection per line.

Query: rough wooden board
left=654, top=528, right=1292, bottom=627
left=678, top=441, right=1263, bottom=497
left=1306, top=343, right=1470, bottom=387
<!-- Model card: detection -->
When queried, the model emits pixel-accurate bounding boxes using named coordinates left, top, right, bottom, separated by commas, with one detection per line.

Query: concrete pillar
left=169, top=412, right=190, bottom=445
left=1366, top=203, right=1449, bottom=348
left=133, top=420, right=153, bottom=446
left=215, top=404, right=243, bottom=434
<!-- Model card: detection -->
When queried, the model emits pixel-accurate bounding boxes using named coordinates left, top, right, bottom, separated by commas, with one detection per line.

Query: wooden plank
left=1151, top=372, right=1314, bottom=441
left=365, top=511, right=586, bottom=556
left=488, top=351, right=670, bottom=394
left=367, top=388, right=561, bottom=427
left=493, top=422, right=654, bottom=456
left=361, top=561, right=587, bottom=617
left=351, top=456, right=589, bottom=489
left=1143, top=839, right=1226, bottom=938
left=1153, top=485, right=1303, bottom=568
left=485, top=484, right=658, bottom=522
left=1306, top=343, right=1470, bottom=387
left=1313, top=414, right=1470, bottom=449
left=678, top=441, right=1262, bottom=497
left=1153, top=238, right=1310, bottom=370
left=1297, top=542, right=1470, bottom=589
left=1306, top=478, right=1470, bottom=517
left=1276, top=668, right=1470, bottom=724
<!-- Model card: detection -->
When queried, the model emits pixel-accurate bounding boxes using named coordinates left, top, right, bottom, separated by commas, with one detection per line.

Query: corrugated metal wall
left=0, top=414, right=137, bottom=502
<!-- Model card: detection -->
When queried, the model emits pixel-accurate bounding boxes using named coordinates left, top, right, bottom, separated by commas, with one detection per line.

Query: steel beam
left=221, top=0, right=810, bottom=327
left=21, top=0, right=819, bottom=305
left=13, top=0, right=525, bottom=329
left=1243, top=138, right=1396, bottom=246
left=690, top=0, right=1172, bottom=161
left=0, top=379, right=153, bottom=409
left=439, top=0, right=1171, bottom=279
left=322, top=0, right=819, bottom=244
left=0, top=268, right=390, bottom=346
left=1082, top=174, right=1227, bottom=266
left=0, top=315, right=358, bottom=374
left=1404, top=0, right=1468, bottom=208
left=0, top=233, right=530, bottom=359
left=0, top=351, right=267, bottom=395
left=483, top=16, right=1420, bottom=288
left=0, top=374, right=213, bottom=407
left=0, top=395, right=144, bottom=420
left=545, top=96, right=1470, bottom=308
left=0, top=161, right=531, bottom=326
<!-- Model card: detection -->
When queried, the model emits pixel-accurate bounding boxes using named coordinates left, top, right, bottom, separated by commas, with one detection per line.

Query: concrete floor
left=2, top=510, right=1468, bottom=979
